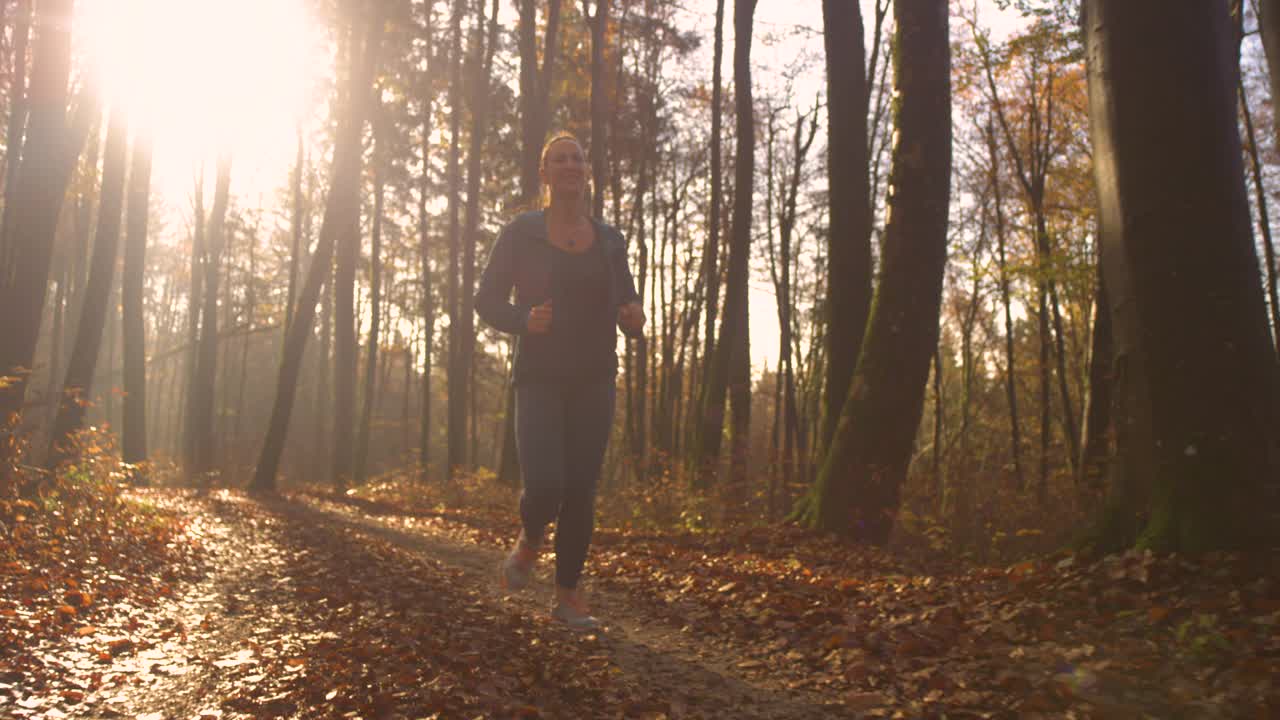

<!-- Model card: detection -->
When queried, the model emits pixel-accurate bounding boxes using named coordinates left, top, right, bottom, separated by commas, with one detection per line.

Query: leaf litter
left=3, top=484, right=1277, bottom=718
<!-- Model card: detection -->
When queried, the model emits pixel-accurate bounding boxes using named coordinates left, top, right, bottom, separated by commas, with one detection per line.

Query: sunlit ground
left=77, top=0, right=328, bottom=206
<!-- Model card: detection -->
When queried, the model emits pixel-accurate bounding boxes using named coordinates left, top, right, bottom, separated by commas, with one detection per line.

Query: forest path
left=288, top=494, right=847, bottom=719
left=19, top=488, right=1272, bottom=718
left=26, top=490, right=846, bottom=719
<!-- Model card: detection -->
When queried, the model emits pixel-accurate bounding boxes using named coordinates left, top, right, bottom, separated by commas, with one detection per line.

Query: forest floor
left=3, top=484, right=1279, bottom=719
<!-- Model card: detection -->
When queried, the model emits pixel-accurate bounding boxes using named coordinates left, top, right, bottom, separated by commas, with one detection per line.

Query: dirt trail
left=19, top=491, right=847, bottom=719
left=14, top=494, right=311, bottom=720
left=287, top=496, right=847, bottom=719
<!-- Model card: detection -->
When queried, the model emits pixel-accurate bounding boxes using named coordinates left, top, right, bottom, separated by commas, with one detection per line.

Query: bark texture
left=799, top=0, right=952, bottom=544
left=819, top=0, right=872, bottom=454
left=1084, top=0, right=1280, bottom=551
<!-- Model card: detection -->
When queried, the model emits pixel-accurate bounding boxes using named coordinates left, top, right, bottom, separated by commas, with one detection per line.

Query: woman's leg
left=515, top=383, right=566, bottom=548
left=553, top=378, right=615, bottom=589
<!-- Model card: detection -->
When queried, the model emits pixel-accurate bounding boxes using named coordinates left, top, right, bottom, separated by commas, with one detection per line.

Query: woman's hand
left=617, top=301, right=645, bottom=334
left=527, top=300, right=553, bottom=334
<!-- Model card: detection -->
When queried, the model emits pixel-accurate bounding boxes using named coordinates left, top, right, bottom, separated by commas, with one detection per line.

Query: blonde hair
left=539, top=132, right=592, bottom=215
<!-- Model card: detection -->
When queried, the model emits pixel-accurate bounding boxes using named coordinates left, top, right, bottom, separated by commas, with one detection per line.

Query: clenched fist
left=617, top=301, right=645, bottom=334
left=526, top=300, right=553, bottom=334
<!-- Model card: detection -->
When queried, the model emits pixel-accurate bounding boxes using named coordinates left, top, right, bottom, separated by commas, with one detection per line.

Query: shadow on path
left=282, top=496, right=849, bottom=720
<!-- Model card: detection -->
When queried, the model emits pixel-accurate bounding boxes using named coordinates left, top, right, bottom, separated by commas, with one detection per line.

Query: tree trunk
left=234, top=225, right=256, bottom=468
left=798, top=0, right=951, bottom=544
left=332, top=211, right=359, bottom=488
left=985, top=118, right=1026, bottom=491
left=355, top=110, right=386, bottom=485
left=44, top=261, right=66, bottom=433
left=65, top=113, right=102, bottom=374
left=819, top=0, right=872, bottom=453
left=121, top=131, right=154, bottom=469
left=0, top=0, right=81, bottom=422
left=191, top=153, right=232, bottom=481
left=315, top=270, right=333, bottom=481
left=1239, top=77, right=1280, bottom=356
left=586, top=0, right=609, bottom=218
left=1258, top=0, right=1280, bottom=156
left=47, top=106, right=129, bottom=466
left=418, top=94, right=435, bottom=479
left=690, top=0, right=726, bottom=482
left=252, top=2, right=384, bottom=494
left=723, top=0, right=757, bottom=496
left=182, top=166, right=206, bottom=474
left=445, top=0, right=466, bottom=479
left=517, top=0, right=561, bottom=204
left=1078, top=262, right=1113, bottom=490
left=286, top=125, right=306, bottom=333
left=694, top=0, right=753, bottom=489
left=1083, top=0, right=1280, bottom=551
left=457, top=0, right=499, bottom=474
left=2, top=0, right=31, bottom=202
left=503, top=0, right=562, bottom=486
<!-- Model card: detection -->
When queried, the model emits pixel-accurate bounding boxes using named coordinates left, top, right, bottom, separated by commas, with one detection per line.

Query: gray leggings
left=515, top=378, right=615, bottom=589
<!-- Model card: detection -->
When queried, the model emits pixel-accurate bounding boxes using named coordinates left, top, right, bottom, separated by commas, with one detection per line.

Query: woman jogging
left=474, top=133, right=645, bottom=628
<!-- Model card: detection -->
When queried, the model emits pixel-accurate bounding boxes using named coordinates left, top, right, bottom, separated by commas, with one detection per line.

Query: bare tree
left=121, top=131, right=155, bottom=470
left=0, top=0, right=88, bottom=426
left=798, top=0, right=952, bottom=543
left=48, top=107, right=130, bottom=465
left=252, top=1, right=385, bottom=493
left=819, top=0, right=873, bottom=454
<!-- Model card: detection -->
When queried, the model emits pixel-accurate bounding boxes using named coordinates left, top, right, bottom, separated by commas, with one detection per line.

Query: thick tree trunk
left=121, top=132, right=154, bottom=469
left=47, top=107, right=129, bottom=466
left=0, top=0, right=80, bottom=422
left=1084, top=0, right=1280, bottom=551
left=819, top=0, right=872, bottom=453
left=799, top=0, right=951, bottom=544
left=251, top=2, right=384, bottom=494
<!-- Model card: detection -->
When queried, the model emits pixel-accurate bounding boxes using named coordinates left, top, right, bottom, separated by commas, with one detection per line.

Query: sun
left=77, top=0, right=327, bottom=173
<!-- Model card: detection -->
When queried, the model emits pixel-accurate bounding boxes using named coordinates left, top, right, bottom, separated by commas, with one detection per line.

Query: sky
left=75, top=0, right=1027, bottom=376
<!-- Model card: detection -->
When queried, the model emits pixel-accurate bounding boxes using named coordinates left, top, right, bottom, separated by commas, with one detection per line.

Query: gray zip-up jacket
left=474, top=211, right=643, bottom=376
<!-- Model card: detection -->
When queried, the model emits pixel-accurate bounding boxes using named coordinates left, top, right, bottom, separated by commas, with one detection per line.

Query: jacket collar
left=532, top=210, right=610, bottom=249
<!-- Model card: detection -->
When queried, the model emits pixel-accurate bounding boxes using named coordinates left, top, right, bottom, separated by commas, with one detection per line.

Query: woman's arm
left=474, top=224, right=531, bottom=335
left=611, top=229, right=644, bottom=339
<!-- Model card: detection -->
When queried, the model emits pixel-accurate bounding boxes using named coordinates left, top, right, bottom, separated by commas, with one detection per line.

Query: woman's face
left=541, top=138, right=587, bottom=196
